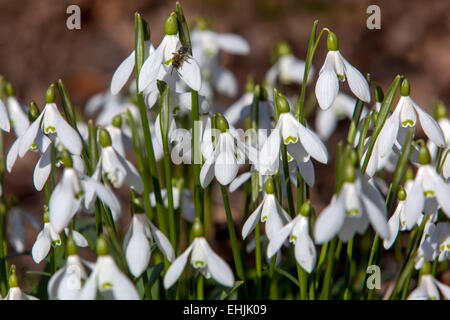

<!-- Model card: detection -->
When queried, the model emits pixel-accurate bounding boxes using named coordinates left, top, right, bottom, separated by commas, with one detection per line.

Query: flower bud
left=405, top=167, right=414, bottom=181
left=418, top=143, right=431, bottom=165
left=192, top=217, right=204, bottom=237
left=245, top=75, right=255, bottom=93
left=8, top=265, right=18, bottom=288
left=46, top=83, right=56, bottom=104
left=432, top=99, right=447, bottom=120
left=43, top=207, right=50, bottom=223
left=60, top=149, right=73, bottom=168
left=276, top=94, right=290, bottom=114
left=131, top=197, right=145, bottom=214
left=28, top=101, right=40, bottom=122
left=112, top=114, right=122, bottom=128
left=300, top=200, right=312, bottom=217
left=164, top=13, right=178, bottom=35
left=98, top=127, right=112, bottom=148
left=215, top=113, right=229, bottom=133
left=66, top=234, right=78, bottom=256
left=397, top=186, right=407, bottom=201
left=343, top=162, right=356, bottom=183
left=96, top=235, right=109, bottom=256
left=265, top=176, right=275, bottom=194
left=420, top=260, right=431, bottom=276
left=275, top=40, right=292, bottom=58
left=4, top=81, right=14, bottom=97
left=327, top=32, right=339, bottom=51
left=375, top=85, right=384, bottom=103
left=400, top=78, right=410, bottom=97
left=345, top=146, right=358, bottom=167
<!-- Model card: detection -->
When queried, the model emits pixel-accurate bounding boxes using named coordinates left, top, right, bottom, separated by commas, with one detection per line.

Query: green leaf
left=275, top=267, right=300, bottom=288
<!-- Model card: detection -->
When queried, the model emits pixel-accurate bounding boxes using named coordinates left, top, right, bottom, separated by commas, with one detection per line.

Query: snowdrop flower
left=49, top=149, right=122, bottom=232
left=3, top=266, right=38, bottom=300
left=18, top=84, right=82, bottom=158
left=431, top=222, right=450, bottom=263
left=265, top=41, right=313, bottom=87
left=149, top=187, right=195, bottom=223
left=79, top=236, right=140, bottom=300
left=315, top=32, right=370, bottom=110
left=427, top=102, right=450, bottom=179
left=242, top=177, right=292, bottom=241
left=123, top=203, right=175, bottom=277
left=257, top=94, right=328, bottom=185
left=3, top=82, right=29, bottom=136
left=7, top=205, right=40, bottom=253
left=48, top=236, right=88, bottom=300
left=32, top=210, right=88, bottom=264
left=85, top=91, right=134, bottom=127
left=403, top=145, right=450, bottom=230
left=200, top=114, right=248, bottom=187
left=138, top=14, right=201, bottom=93
left=164, top=218, right=234, bottom=289
left=314, top=164, right=390, bottom=243
left=315, top=93, right=364, bottom=140
left=110, top=36, right=154, bottom=95
left=95, top=127, right=143, bottom=193
left=105, top=115, right=131, bottom=158
left=408, top=262, right=450, bottom=300
left=267, top=201, right=316, bottom=273
left=0, top=97, right=10, bottom=132
left=377, top=79, right=445, bottom=159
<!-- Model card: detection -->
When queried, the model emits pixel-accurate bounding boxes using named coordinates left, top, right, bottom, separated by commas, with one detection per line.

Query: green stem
left=297, top=264, right=308, bottom=300
left=196, top=274, right=204, bottom=300
left=343, top=237, right=354, bottom=299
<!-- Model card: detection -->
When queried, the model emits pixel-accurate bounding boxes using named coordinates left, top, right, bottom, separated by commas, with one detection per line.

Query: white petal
left=6, top=138, right=20, bottom=172
left=163, top=244, right=194, bottom=289
left=383, top=203, right=401, bottom=249
left=124, top=159, right=144, bottom=193
left=65, top=229, right=88, bottom=247
left=178, top=57, right=202, bottom=91
left=214, top=67, right=238, bottom=98
left=111, top=265, right=141, bottom=300
left=200, top=157, right=215, bottom=188
left=315, top=108, right=338, bottom=140
left=203, top=239, right=234, bottom=287
left=85, top=177, right=121, bottom=217
left=0, top=100, right=10, bottom=132
left=110, top=50, right=135, bottom=95
left=242, top=201, right=264, bottom=239
left=404, top=173, right=425, bottom=230
left=18, top=111, right=44, bottom=157
left=295, top=233, right=317, bottom=273
left=138, top=37, right=166, bottom=92
left=125, top=224, right=150, bottom=277
left=256, top=128, right=281, bottom=175
left=31, top=229, right=51, bottom=264
left=434, top=278, right=450, bottom=299
left=267, top=221, right=293, bottom=258
left=297, top=159, right=315, bottom=187
left=229, top=171, right=252, bottom=193
left=49, top=173, right=78, bottom=233
left=340, top=53, right=370, bottom=103
left=215, top=33, right=250, bottom=55
left=149, top=221, right=175, bottom=262
left=214, top=134, right=238, bottom=185
left=33, top=145, right=52, bottom=191
left=433, top=174, right=450, bottom=219
left=361, top=191, right=390, bottom=240
left=315, top=52, right=339, bottom=110
left=313, top=194, right=346, bottom=244
left=377, top=108, right=400, bottom=157
left=297, top=124, right=328, bottom=164
left=414, top=103, right=445, bottom=147
left=47, top=265, right=67, bottom=299
left=78, top=266, right=99, bottom=300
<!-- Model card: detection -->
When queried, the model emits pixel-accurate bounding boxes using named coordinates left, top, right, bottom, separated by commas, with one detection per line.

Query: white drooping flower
left=138, top=15, right=201, bottom=94
left=314, top=168, right=390, bottom=244
left=149, top=187, right=195, bottom=223
left=5, top=91, right=29, bottom=136
left=408, top=266, right=450, bottom=300
left=257, top=94, right=328, bottom=186
left=79, top=239, right=140, bottom=300
left=0, top=98, right=10, bottom=133
left=163, top=236, right=234, bottom=289
left=315, top=32, right=370, bottom=110
left=3, top=267, right=38, bottom=300
left=110, top=40, right=154, bottom=95
left=267, top=212, right=316, bottom=273
left=7, top=207, right=40, bottom=253
left=242, top=178, right=292, bottom=241
left=376, top=80, right=445, bottom=159
left=85, top=91, right=135, bottom=127
left=123, top=213, right=175, bottom=277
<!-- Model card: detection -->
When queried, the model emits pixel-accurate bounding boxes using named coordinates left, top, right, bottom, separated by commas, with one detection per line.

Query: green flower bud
left=327, top=32, right=339, bottom=51
left=8, top=265, right=18, bottom=288
left=112, top=114, right=122, bottom=128
left=131, top=197, right=145, bottom=214
left=400, top=78, right=410, bottom=97
left=276, top=94, right=290, bottom=114
left=265, top=176, right=275, bottom=194
left=215, top=113, right=229, bottom=133
left=343, top=162, right=356, bottom=183
left=397, top=186, right=407, bottom=201
left=420, top=260, right=431, bottom=276
left=165, top=13, right=178, bottom=35
left=192, top=217, right=204, bottom=237
left=375, top=85, right=384, bottom=103
left=28, top=101, right=40, bottom=122
left=46, top=83, right=56, bottom=103
left=345, top=146, right=358, bottom=167
left=372, top=112, right=379, bottom=125
left=253, top=84, right=261, bottom=101
left=418, top=144, right=431, bottom=165
left=300, top=200, right=312, bottom=217
left=432, top=99, right=447, bottom=120
left=43, top=207, right=50, bottom=223
left=405, top=167, right=414, bottom=181
left=66, top=234, right=78, bottom=256
left=245, top=75, right=255, bottom=93
left=98, top=127, right=112, bottom=148
left=96, top=235, right=109, bottom=256
left=60, top=149, right=73, bottom=168
left=275, top=40, right=292, bottom=58
left=4, top=81, right=14, bottom=97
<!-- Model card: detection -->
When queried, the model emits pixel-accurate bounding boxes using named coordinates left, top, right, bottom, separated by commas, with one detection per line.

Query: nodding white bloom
left=265, top=41, right=313, bottom=87
left=267, top=209, right=316, bottom=273
left=123, top=213, right=175, bottom=277
left=315, top=93, right=365, bottom=140
left=427, top=106, right=450, bottom=179
left=200, top=115, right=248, bottom=188
left=48, top=239, right=88, bottom=300
left=110, top=40, right=154, bottom=95
left=431, top=222, right=450, bottom=263
left=8, top=207, right=40, bottom=253
left=163, top=236, right=234, bottom=289
left=242, top=178, right=292, bottom=241
left=383, top=181, right=413, bottom=249
left=18, top=90, right=82, bottom=158
left=149, top=187, right=195, bottom=223
left=3, top=267, right=38, bottom=300
left=49, top=150, right=122, bottom=233
left=105, top=117, right=130, bottom=158
left=96, top=127, right=144, bottom=193
left=138, top=15, right=201, bottom=93
left=377, top=80, right=445, bottom=159
left=5, top=90, right=29, bottom=136
left=0, top=98, right=10, bottom=132
left=257, top=94, right=328, bottom=184
left=414, top=221, right=450, bottom=269
left=402, top=152, right=450, bottom=230
left=85, top=91, right=135, bottom=127
left=315, top=32, right=370, bottom=110
left=32, top=214, right=88, bottom=264
left=79, top=238, right=140, bottom=300
left=408, top=265, right=450, bottom=300
left=314, top=167, right=390, bottom=244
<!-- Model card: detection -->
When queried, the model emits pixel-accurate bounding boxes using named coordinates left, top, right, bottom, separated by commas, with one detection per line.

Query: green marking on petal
left=424, top=190, right=434, bottom=197
left=346, top=209, right=359, bottom=217
left=52, top=240, right=61, bottom=247
left=429, top=296, right=438, bottom=300
left=194, top=261, right=205, bottom=268
left=30, top=143, right=37, bottom=150
left=337, top=74, right=345, bottom=81
left=261, top=216, right=268, bottom=222
left=401, top=119, right=415, bottom=127
left=164, top=59, right=173, bottom=66
left=75, top=191, right=84, bottom=199
left=45, top=126, right=56, bottom=134
left=287, top=153, right=293, bottom=162
left=101, top=282, right=113, bottom=290
left=289, top=235, right=297, bottom=243
left=284, top=136, right=297, bottom=144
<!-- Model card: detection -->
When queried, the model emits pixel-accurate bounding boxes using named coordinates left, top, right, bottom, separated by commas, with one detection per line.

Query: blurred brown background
left=1, top=0, right=450, bottom=289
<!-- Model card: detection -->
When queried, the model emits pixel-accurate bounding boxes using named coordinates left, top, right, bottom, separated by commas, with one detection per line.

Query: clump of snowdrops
left=0, top=2, right=448, bottom=300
